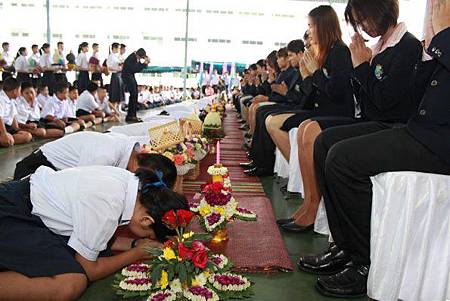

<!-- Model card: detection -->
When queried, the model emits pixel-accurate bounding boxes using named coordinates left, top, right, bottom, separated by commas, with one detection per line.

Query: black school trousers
left=314, top=121, right=450, bottom=265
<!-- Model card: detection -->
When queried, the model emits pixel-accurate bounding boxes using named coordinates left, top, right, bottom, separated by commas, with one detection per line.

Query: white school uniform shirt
left=29, top=53, right=41, bottom=67
left=39, top=53, right=52, bottom=69
left=15, top=97, right=41, bottom=124
left=1, top=51, right=14, bottom=66
left=96, top=96, right=112, bottom=114
left=14, top=55, right=29, bottom=73
left=36, top=93, right=50, bottom=109
left=41, top=96, right=68, bottom=119
left=66, top=99, right=77, bottom=118
left=76, top=52, right=89, bottom=69
left=0, top=90, right=18, bottom=126
left=106, top=53, right=121, bottom=71
left=77, top=90, right=99, bottom=113
left=40, top=131, right=138, bottom=170
left=30, top=165, right=139, bottom=261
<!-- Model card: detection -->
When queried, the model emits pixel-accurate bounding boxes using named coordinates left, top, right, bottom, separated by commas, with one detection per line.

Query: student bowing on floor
left=13, top=131, right=177, bottom=185
left=0, top=167, right=188, bottom=301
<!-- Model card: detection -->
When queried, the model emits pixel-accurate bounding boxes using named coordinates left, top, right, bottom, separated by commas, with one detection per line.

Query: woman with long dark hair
left=107, top=42, right=125, bottom=110
left=76, top=42, right=90, bottom=93
left=14, top=47, right=31, bottom=83
left=39, top=43, right=57, bottom=95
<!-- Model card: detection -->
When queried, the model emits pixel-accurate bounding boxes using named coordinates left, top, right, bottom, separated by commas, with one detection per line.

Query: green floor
left=0, top=118, right=365, bottom=301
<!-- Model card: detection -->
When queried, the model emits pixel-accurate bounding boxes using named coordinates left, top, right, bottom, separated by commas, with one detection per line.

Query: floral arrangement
left=203, top=110, right=224, bottom=140
left=162, top=143, right=197, bottom=176
left=184, top=136, right=209, bottom=161
left=207, top=164, right=231, bottom=189
left=190, top=182, right=257, bottom=234
left=113, top=209, right=254, bottom=300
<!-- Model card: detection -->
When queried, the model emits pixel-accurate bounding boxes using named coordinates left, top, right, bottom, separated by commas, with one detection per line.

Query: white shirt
left=66, top=99, right=77, bottom=118
left=76, top=52, right=89, bottom=69
left=39, top=53, right=52, bottom=68
left=40, top=131, right=138, bottom=170
left=2, top=51, right=13, bottom=66
left=76, top=90, right=99, bottom=113
left=14, top=55, right=29, bottom=73
left=15, top=97, right=41, bottom=124
left=106, top=53, right=121, bottom=71
left=0, top=90, right=18, bottom=126
left=96, top=96, right=111, bottom=114
left=41, top=96, right=68, bottom=119
left=138, top=90, right=151, bottom=104
left=29, top=53, right=40, bottom=68
left=36, top=94, right=49, bottom=109
left=30, top=166, right=139, bottom=261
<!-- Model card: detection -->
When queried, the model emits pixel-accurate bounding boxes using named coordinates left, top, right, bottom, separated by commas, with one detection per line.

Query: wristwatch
left=131, top=238, right=139, bottom=248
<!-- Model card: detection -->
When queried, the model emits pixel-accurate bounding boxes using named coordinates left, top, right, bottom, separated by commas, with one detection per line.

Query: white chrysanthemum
left=208, top=273, right=251, bottom=292
left=118, top=277, right=152, bottom=292
left=183, top=286, right=219, bottom=301
left=121, top=264, right=150, bottom=278
left=169, top=279, right=182, bottom=293
left=211, top=254, right=229, bottom=270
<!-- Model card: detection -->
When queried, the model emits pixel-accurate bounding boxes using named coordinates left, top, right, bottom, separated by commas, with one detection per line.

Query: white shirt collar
left=117, top=141, right=139, bottom=169
left=121, top=176, right=139, bottom=224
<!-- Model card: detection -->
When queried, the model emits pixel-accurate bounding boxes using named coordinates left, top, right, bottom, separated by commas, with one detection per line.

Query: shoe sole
left=315, top=282, right=367, bottom=299
left=298, top=264, right=347, bottom=276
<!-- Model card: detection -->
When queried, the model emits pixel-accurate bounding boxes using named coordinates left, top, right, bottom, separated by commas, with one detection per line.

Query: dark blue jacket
left=407, top=28, right=450, bottom=167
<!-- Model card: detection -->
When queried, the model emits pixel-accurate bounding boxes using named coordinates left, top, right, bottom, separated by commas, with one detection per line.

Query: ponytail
left=78, top=42, right=88, bottom=54
left=40, top=43, right=50, bottom=56
left=135, top=168, right=188, bottom=241
left=15, top=47, right=25, bottom=60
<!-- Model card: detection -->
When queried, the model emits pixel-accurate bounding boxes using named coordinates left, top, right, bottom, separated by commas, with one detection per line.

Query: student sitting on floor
left=0, top=167, right=188, bottom=301
left=0, top=78, right=32, bottom=147
left=76, top=81, right=105, bottom=123
left=36, top=84, right=50, bottom=110
left=40, top=81, right=81, bottom=135
left=96, top=85, right=120, bottom=122
left=13, top=131, right=177, bottom=184
left=15, top=82, right=65, bottom=139
left=67, top=85, right=94, bottom=129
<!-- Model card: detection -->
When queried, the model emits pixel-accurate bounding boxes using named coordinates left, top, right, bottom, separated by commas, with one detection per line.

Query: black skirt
left=41, top=71, right=56, bottom=96
left=13, top=149, right=57, bottom=180
left=0, top=180, right=85, bottom=278
left=109, top=72, right=124, bottom=103
left=91, top=72, right=103, bottom=86
left=311, top=116, right=358, bottom=130
left=77, top=70, right=89, bottom=94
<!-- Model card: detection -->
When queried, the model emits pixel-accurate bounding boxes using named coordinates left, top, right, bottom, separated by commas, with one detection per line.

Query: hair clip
left=141, top=170, right=167, bottom=193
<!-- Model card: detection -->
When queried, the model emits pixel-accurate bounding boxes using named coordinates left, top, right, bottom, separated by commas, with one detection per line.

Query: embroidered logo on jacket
left=374, top=65, right=384, bottom=80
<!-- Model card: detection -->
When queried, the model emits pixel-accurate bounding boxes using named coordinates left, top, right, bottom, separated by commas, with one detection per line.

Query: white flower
left=208, top=273, right=251, bottom=292
left=207, top=165, right=229, bottom=176
left=183, top=286, right=219, bottom=301
left=211, top=254, right=229, bottom=270
left=169, top=279, right=182, bottom=293
left=121, top=263, right=150, bottom=278
left=204, top=211, right=226, bottom=232
left=119, top=277, right=152, bottom=292
left=147, top=290, right=177, bottom=301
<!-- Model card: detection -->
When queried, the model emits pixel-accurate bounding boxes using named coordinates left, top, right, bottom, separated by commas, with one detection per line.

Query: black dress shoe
left=244, top=132, right=253, bottom=139
left=276, top=218, right=294, bottom=226
left=315, top=264, right=369, bottom=298
left=281, top=222, right=314, bottom=233
left=239, top=124, right=249, bottom=130
left=244, top=167, right=273, bottom=177
left=239, top=161, right=255, bottom=169
left=242, top=143, right=251, bottom=151
left=298, top=244, right=351, bottom=275
left=246, top=152, right=252, bottom=160
left=125, top=117, right=143, bottom=123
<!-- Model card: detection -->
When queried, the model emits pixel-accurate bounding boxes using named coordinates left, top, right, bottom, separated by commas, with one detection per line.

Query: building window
left=242, top=40, right=263, bottom=45
left=82, top=34, right=95, bottom=39
left=11, top=32, right=19, bottom=37
left=174, top=37, right=197, bottom=42
left=208, top=38, right=231, bottom=44
left=22, top=33, right=29, bottom=37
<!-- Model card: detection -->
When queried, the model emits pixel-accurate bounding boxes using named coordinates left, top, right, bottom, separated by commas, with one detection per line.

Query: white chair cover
left=314, top=197, right=331, bottom=237
left=368, top=172, right=450, bottom=301
left=287, top=128, right=304, bottom=194
left=274, top=148, right=290, bottom=178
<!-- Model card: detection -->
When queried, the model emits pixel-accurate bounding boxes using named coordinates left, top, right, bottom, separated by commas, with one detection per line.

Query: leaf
left=178, top=263, right=188, bottom=284
left=167, top=264, right=175, bottom=280
left=147, top=248, right=163, bottom=257
left=151, top=265, right=162, bottom=289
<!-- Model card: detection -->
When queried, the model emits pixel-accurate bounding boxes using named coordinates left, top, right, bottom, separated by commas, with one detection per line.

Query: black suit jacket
left=122, top=53, right=146, bottom=78
left=301, top=42, right=354, bottom=117
left=407, top=27, right=450, bottom=166
left=353, top=32, right=423, bottom=123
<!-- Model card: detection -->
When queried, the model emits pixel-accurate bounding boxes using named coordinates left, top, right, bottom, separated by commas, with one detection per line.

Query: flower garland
left=113, top=209, right=254, bottom=300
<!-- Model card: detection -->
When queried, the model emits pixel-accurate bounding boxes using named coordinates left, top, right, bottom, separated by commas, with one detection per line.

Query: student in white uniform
left=1, top=42, right=14, bottom=80
left=107, top=42, right=124, bottom=108
left=90, top=43, right=103, bottom=86
left=14, top=47, right=32, bottom=83
left=0, top=167, right=188, bottom=301
left=39, top=43, right=57, bottom=95
left=0, top=78, right=32, bottom=147
left=76, top=42, right=90, bottom=93
left=97, top=85, right=120, bottom=122
left=53, top=41, right=68, bottom=84
left=15, top=82, right=64, bottom=139
left=67, top=85, right=95, bottom=129
left=76, top=81, right=105, bottom=121
left=14, top=131, right=177, bottom=188
left=40, top=81, right=81, bottom=135
left=36, top=85, right=50, bottom=109
left=28, top=44, right=41, bottom=86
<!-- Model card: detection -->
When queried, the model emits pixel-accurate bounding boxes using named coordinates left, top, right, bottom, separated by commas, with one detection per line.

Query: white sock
left=64, top=126, right=74, bottom=134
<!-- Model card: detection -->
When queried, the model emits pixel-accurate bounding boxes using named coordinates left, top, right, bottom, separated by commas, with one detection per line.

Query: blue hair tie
left=141, top=170, right=167, bottom=193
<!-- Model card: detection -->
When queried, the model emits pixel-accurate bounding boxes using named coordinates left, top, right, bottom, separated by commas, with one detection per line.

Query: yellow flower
left=216, top=207, right=225, bottom=216
left=182, top=231, right=194, bottom=239
left=192, top=278, right=199, bottom=286
left=159, top=270, right=169, bottom=289
left=199, top=204, right=212, bottom=217
left=163, top=247, right=176, bottom=261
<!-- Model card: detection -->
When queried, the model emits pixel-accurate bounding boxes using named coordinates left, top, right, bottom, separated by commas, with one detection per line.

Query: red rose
left=178, top=242, right=194, bottom=260
left=164, top=240, right=174, bottom=249
left=177, top=210, right=195, bottom=227
left=192, top=250, right=209, bottom=269
left=162, top=210, right=177, bottom=229
left=210, top=182, right=224, bottom=193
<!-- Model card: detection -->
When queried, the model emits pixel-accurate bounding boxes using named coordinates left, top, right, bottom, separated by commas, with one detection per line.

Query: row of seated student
left=137, top=85, right=187, bottom=110
left=234, top=0, right=449, bottom=298
left=0, top=77, right=122, bottom=148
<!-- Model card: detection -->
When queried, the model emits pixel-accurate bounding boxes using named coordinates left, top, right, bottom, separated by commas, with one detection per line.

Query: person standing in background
left=76, top=42, right=90, bottom=94
left=39, top=43, right=57, bottom=96
left=121, top=48, right=149, bottom=123
left=90, top=43, right=103, bottom=86
left=29, top=44, right=41, bottom=86
left=107, top=43, right=125, bottom=111
left=54, top=41, right=68, bottom=84
left=14, top=47, right=31, bottom=84
left=1, top=42, right=14, bottom=80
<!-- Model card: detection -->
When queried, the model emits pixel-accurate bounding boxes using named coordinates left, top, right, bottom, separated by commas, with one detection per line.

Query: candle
left=216, top=141, right=220, bottom=164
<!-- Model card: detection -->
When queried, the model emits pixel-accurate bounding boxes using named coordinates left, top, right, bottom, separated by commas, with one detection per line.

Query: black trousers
left=77, top=71, right=89, bottom=94
left=314, top=122, right=450, bottom=265
left=252, top=106, right=314, bottom=172
left=13, top=150, right=57, bottom=180
left=122, top=75, right=138, bottom=118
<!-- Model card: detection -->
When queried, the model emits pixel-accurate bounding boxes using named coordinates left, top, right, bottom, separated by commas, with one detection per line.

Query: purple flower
left=189, top=286, right=213, bottom=298
left=237, top=207, right=252, bottom=214
left=126, top=264, right=150, bottom=273
left=214, top=275, right=245, bottom=286
left=207, top=212, right=222, bottom=225
left=124, top=278, right=152, bottom=285
left=211, top=256, right=223, bottom=265
left=151, top=292, right=172, bottom=301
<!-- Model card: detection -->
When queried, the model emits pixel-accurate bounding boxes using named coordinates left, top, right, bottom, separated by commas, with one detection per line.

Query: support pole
left=46, top=0, right=51, bottom=44
left=182, top=0, right=190, bottom=100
